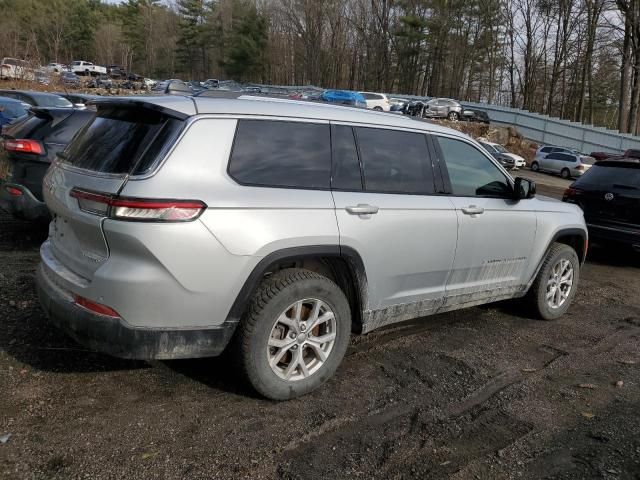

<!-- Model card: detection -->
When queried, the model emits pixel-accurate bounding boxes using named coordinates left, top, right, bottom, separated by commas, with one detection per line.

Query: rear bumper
left=36, top=263, right=238, bottom=360
left=0, top=182, right=50, bottom=221
left=587, top=222, right=640, bottom=246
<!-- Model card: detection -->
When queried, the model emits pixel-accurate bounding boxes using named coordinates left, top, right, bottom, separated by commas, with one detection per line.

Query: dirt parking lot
left=1, top=171, right=639, bottom=480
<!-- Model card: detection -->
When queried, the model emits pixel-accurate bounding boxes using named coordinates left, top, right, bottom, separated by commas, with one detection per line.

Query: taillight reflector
left=6, top=186, right=23, bottom=196
left=70, top=188, right=206, bottom=222
left=4, top=139, right=44, bottom=155
left=74, top=295, right=120, bottom=318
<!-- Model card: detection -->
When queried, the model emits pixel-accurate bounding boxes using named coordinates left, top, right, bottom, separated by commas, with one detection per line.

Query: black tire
left=233, top=268, right=351, bottom=400
left=561, top=168, right=571, bottom=179
left=531, top=161, right=540, bottom=172
left=373, top=106, right=383, bottom=111
left=447, top=111, right=459, bottom=121
left=526, top=243, right=580, bottom=320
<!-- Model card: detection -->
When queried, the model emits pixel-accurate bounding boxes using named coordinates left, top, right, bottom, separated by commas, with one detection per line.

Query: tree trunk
left=619, top=15, right=632, bottom=132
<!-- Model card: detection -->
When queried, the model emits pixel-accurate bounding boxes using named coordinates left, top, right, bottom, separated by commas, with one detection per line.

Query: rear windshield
left=575, top=163, right=640, bottom=188
left=62, top=106, right=183, bottom=175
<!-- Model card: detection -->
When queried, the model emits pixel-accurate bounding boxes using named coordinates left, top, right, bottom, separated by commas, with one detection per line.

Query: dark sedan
left=563, top=159, right=640, bottom=249
left=0, top=90, right=73, bottom=108
left=0, top=107, right=94, bottom=221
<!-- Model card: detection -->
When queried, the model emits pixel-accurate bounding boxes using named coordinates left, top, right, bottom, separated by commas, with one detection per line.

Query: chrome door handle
left=461, top=205, right=485, bottom=215
left=346, top=204, right=379, bottom=215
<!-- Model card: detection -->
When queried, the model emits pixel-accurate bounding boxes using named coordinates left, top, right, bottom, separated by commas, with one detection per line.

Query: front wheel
left=531, top=161, right=540, bottom=172
left=234, top=268, right=351, bottom=400
left=526, top=243, right=580, bottom=320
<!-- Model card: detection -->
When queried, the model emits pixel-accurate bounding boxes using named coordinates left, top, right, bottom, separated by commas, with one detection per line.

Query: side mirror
left=514, top=177, right=536, bottom=200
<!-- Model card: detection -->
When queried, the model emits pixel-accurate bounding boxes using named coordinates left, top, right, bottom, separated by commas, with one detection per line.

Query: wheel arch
left=226, top=245, right=368, bottom=333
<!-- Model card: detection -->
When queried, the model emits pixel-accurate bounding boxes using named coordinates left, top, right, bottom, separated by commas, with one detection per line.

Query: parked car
left=591, top=149, right=640, bottom=161
left=60, top=71, right=81, bottom=88
left=106, top=65, right=126, bottom=78
left=321, top=90, right=367, bottom=108
left=462, top=107, right=490, bottom=124
left=70, top=61, right=107, bottom=76
left=36, top=96, right=586, bottom=400
left=358, top=92, right=391, bottom=111
left=0, top=98, right=30, bottom=126
left=479, top=141, right=526, bottom=170
left=143, top=78, right=157, bottom=88
left=34, top=70, right=50, bottom=85
left=46, top=63, right=67, bottom=74
left=187, top=80, right=206, bottom=92
left=534, top=145, right=583, bottom=162
left=152, top=79, right=192, bottom=95
left=531, top=151, right=594, bottom=179
left=422, top=98, right=463, bottom=120
left=0, top=107, right=94, bottom=221
left=87, top=74, right=113, bottom=89
left=0, top=58, right=35, bottom=81
left=388, top=98, right=410, bottom=113
left=203, top=78, right=219, bottom=89
left=0, top=90, right=73, bottom=108
left=563, top=159, right=640, bottom=248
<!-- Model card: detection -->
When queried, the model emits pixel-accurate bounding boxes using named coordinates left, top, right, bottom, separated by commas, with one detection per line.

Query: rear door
left=43, top=104, right=185, bottom=279
left=331, top=124, right=457, bottom=327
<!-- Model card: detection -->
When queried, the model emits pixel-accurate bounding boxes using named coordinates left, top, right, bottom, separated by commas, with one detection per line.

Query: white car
left=358, top=92, right=391, bottom=111
left=0, top=58, right=35, bottom=81
left=481, top=141, right=526, bottom=169
left=70, top=61, right=107, bottom=76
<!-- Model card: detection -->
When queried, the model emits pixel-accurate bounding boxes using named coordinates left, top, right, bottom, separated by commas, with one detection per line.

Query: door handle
left=346, top=204, right=379, bottom=215
left=461, top=205, right=485, bottom=215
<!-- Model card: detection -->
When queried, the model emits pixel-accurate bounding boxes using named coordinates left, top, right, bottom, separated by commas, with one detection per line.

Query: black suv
left=563, top=159, right=640, bottom=248
left=0, top=107, right=94, bottom=221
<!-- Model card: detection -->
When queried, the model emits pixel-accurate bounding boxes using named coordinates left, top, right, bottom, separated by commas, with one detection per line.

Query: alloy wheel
left=546, top=259, right=573, bottom=309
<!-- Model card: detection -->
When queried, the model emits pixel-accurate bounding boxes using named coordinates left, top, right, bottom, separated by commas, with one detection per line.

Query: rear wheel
left=373, top=106, right=383, bottom=111
left=561, top=168, right=571, bottom=179
left=531, top=161, right=540, bottom=172
left=234, top=269, right=351, bottom=400
left=526, top=243, right=579, bottom=320
left=447, top=111, right=460, bottom=121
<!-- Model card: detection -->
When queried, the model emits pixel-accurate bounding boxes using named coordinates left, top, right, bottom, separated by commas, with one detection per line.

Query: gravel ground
left=1, top=174, right=639, bottom=480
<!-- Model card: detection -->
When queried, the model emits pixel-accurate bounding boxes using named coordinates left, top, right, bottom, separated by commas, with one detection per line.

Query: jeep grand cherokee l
left=36, top=96, right=587, bottom=400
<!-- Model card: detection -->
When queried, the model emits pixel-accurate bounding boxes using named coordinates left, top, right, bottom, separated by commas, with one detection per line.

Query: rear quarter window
left=575, top=164, right=640, bottom=187
left=229, top=120, right=331, bottom=189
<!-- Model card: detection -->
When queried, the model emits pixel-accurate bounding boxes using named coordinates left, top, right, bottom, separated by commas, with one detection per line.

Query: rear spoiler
left=86, top=97, right=192, bottom=120
left=30, top=107, right=74, bottom=128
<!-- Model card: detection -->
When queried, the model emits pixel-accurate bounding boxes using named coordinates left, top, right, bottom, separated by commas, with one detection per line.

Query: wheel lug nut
left=300, top=324, right=306, bottom=332
left=291, top=345, right=298, bottom=350
left=289, top=332, right=296, bottom=339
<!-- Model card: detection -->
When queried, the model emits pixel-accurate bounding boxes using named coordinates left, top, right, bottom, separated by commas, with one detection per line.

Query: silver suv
left=36, top=97, right=588, bottom=400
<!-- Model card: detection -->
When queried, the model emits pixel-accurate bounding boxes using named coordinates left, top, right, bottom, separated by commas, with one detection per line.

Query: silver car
left=532, top=150, right=594, bottom=179
left=37, top=96, right=587, bottom=400
left=423, top=98, right=463, bottom=120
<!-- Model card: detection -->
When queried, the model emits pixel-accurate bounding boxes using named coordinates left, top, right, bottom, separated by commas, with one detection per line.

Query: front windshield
left=494, top=145, right=508, bottom=153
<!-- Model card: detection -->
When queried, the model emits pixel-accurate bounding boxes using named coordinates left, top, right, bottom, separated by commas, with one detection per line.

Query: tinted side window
left=541, top=147, right=552, bottom=153
left=436, top=137, right=511, bottom=197
left=331, top=125, right=362, bottom=190
left=355, top=127, right=433, bottom=194
left=558, top=153, right=575, bottom=162
left=229, top=120, right=331, bottom=189
left=546, top=153, right=561, bottom=160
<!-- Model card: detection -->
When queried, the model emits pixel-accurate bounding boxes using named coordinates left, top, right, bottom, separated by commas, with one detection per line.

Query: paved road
left=514, top=168, right=572, bottom=199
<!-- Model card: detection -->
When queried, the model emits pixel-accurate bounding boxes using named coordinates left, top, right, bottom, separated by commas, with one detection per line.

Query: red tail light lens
left=5, top=186, right=23, bottom=196
left=74, top=295, right=120, bottom=318
left=4, top=139, right=44, bottom=155
left=563, top=187, right=582, bottom=202
left=70, top=188, right=206, bottom=222
left=576, top=164, right=584, bottom=171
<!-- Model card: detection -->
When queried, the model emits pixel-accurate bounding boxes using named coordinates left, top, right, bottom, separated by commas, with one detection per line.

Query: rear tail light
left=3, top=139, right=44, bottom=155
left=70, top=188, right=206, bottom=222
left=5, top=186, right=23, bottom=196
left=562, top=187, right=582, bottom=202
left=576, top=164, right=585, bottom=171
left=74, top=294, right=120, bottom=318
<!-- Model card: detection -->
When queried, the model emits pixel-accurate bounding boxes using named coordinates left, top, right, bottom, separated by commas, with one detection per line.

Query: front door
left=331, top=124, right=458, bottom=331
left=432, top=135, right=537, bottom=309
